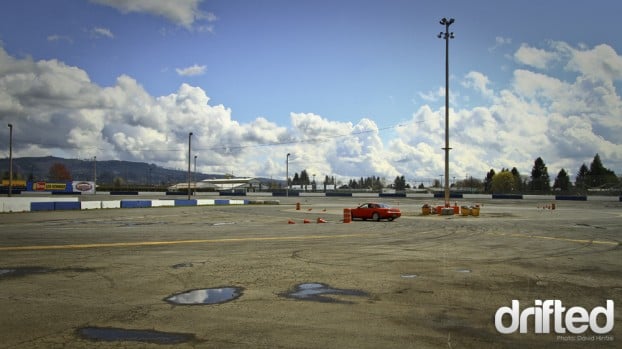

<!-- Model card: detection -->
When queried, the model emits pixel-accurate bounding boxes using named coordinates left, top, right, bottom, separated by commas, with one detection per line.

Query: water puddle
left=164, top=287, right=243, bottom=305
left=171, top=262, right=194, bottom=269
left=77, top=327, right=195, bottom=344
left=400, top=274, right=418, bottom=279
left=456, top=269, right=472, bottom=273
left=0, top=267, right=92, bottom=279
left=281, top=283, right=369, bottom=303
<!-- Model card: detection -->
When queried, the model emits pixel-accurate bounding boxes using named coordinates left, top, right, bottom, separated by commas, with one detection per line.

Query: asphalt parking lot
left=0, top=197, right=620, bottom=348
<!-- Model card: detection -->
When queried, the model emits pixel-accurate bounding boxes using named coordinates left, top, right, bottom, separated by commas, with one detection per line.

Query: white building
left=169, top=177, right=262, bottom=192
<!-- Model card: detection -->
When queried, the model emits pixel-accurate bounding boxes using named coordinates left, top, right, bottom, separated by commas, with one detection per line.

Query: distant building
left=168, top=177, right=262, bottom=192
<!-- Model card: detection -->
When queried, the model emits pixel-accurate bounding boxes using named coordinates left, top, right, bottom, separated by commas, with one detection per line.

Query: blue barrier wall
left=120, top=200, right=152, bottom=208
left=31, top=202, right=55, bottom=211
left=54, top=202, right=81, bottom=210
left=174, top=199, right=197, bottom=206
left=555, top=195, right=587, bottom=201
left=434, top=192, right=464, bottom=198
left=492, top=194, right=523, bottom=200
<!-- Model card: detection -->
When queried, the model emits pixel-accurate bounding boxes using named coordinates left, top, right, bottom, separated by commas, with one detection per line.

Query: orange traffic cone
left=317, top=218, right=326, bottom=223
left=303, top=219, right=311, bottom=224
left=288, top=219, right=296, bottom=224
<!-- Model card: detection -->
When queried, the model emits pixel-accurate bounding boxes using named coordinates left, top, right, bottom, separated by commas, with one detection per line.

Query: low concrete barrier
left=492, top=194, right=523, bottom=200
left=197, top=199, right=216, bottom=206
left=174, top=199, right=197, bottom=206
left=151, top=199, right=175, bottom=207
left=54, top=201, right=81, bottom=210
left=101, top=200, right=121, bottom=209
left=120, top=200, right=152, bottom=208
left=31, top=202, right=55, bottom=211
left=81, top=201, right=102, bottom=210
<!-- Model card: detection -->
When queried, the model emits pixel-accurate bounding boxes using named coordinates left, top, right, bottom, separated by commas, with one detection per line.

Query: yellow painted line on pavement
left=487, top=232, right=619, bottom=246
left=0, top=233, right=372, bottom=252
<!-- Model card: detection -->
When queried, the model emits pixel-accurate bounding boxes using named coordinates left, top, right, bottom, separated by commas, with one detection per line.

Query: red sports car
left=350, top=202, right=401, bottom=221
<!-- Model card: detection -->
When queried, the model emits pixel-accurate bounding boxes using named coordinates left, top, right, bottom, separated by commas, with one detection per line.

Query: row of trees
left=483, top=154, right=619, bottom=194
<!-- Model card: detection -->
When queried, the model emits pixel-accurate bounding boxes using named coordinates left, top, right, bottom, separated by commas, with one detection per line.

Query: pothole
left=164, top=287, right=243, bottom=305
left=0, top=267, right=93, bottom=279
left=280, top=283, right=369, bottom=303
left=77, top=327, right=195, bottom=344
left=171, top=262, right=194, bottom=269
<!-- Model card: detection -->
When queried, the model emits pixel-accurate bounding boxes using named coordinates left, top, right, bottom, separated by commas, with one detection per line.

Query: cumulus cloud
left=91, top=0, right=217, bottom=30
left=0, top=40, right=621, bottom=183
left=514, top=43, right=558, bottom=69
left=176, top=64, right=207, bottom=76
left=462, top=71, right=493, bottom=98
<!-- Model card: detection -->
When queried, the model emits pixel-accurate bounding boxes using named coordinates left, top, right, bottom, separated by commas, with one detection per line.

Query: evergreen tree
left=530, top=157, right=550, bottom=193
left=588, top=154, right=618, bottom=187
left=575, top=164, right=589, bottom=191
left=510, top=167, right=522, bottom=193
left=553, top=168, right=571, bottom=192
left=484, top=169, right=495, bottom=193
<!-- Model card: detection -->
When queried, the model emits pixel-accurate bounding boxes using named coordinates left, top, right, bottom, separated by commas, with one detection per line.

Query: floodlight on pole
left=438, top=17, right=455, bottom=207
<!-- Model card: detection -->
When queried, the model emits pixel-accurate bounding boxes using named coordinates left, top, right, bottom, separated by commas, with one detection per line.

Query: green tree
left=553, top=168, right=571, bottom=192
left=510, top=167, right=523, bottom=193
left=587, top=154, right=618, bottom=187
left=530, top=157, right=550, bottom=193
left=393, top=176, right=406, bottom=191
left=492, top=170, right=515, bottom=193
left=575, top=164, right=589, bottom=192
left=484, top=169, right=495, bottom=193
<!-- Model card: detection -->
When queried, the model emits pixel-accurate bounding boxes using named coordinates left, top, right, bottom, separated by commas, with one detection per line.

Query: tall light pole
left=438, top=17, right=455, bottom=207
left=286, top=153, right=290, bottom=197
left=7, top=123, right=13, bottom=197
left=187, top=132, right=193, bottom=200
left=194, top=155, right=197, bottom=196
left=93, top=156, right=97, bottom=195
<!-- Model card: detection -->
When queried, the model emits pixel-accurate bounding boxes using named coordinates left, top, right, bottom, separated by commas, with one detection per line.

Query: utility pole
left=187, top=132, right=193, bottom=200
left=286, top=153, right=290, bottom=197
left=8, top=123, right=13, bottom=197
left=438, top=17, right=455, bottom=207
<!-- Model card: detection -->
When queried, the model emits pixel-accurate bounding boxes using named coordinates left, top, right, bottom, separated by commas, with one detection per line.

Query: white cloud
left=47, top=34, right=73, bottom=44
left=92, top=27, right=114, bottom=39
left=0, top=41, right=620, bottom=182
left=176, top=64, right=207, bottom=77
left=462, top=71, right=493, bottom=97
left=514, top=43, right=558, bottom=69
left=91, top=0, right=217, bottom=30
left=489, top=36, right=512, bottom=52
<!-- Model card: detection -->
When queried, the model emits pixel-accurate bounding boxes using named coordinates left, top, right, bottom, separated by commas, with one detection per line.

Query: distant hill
left=0, top=156, right=279, bottom=186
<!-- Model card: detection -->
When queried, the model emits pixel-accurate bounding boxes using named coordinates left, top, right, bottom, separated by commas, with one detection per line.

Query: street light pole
left=93, top=156, right=97, bottom=195
left=187, top=132, right=193, bottom=200
left=438, top=17, right=455, bottom=207
left=8, top=123, right=13, bottom=197
left=286, top=153, right=290, bottom=197
left=194, top=155, right=197, bottom=196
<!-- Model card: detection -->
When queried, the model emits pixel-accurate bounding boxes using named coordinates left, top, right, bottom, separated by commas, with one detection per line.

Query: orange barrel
left=551, top=203, right=556, bottom=210
left=296, top=202, right=301, bottom=210
left=421, top=205, right=431, bottom=216
left=343, top=208, right=352, bottom=223
left=461, top=206, right=470, bottom=216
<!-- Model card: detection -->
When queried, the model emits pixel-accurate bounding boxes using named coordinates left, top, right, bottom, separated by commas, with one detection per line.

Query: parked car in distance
left=350, top=202, right=401, bottom=221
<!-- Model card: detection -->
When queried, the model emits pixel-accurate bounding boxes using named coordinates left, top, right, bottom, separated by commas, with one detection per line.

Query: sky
left=1, top=0, right=621, bottom=185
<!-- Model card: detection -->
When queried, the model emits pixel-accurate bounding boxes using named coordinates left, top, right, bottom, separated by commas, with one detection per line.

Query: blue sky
left=1, top=0, right=621, bottom=183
